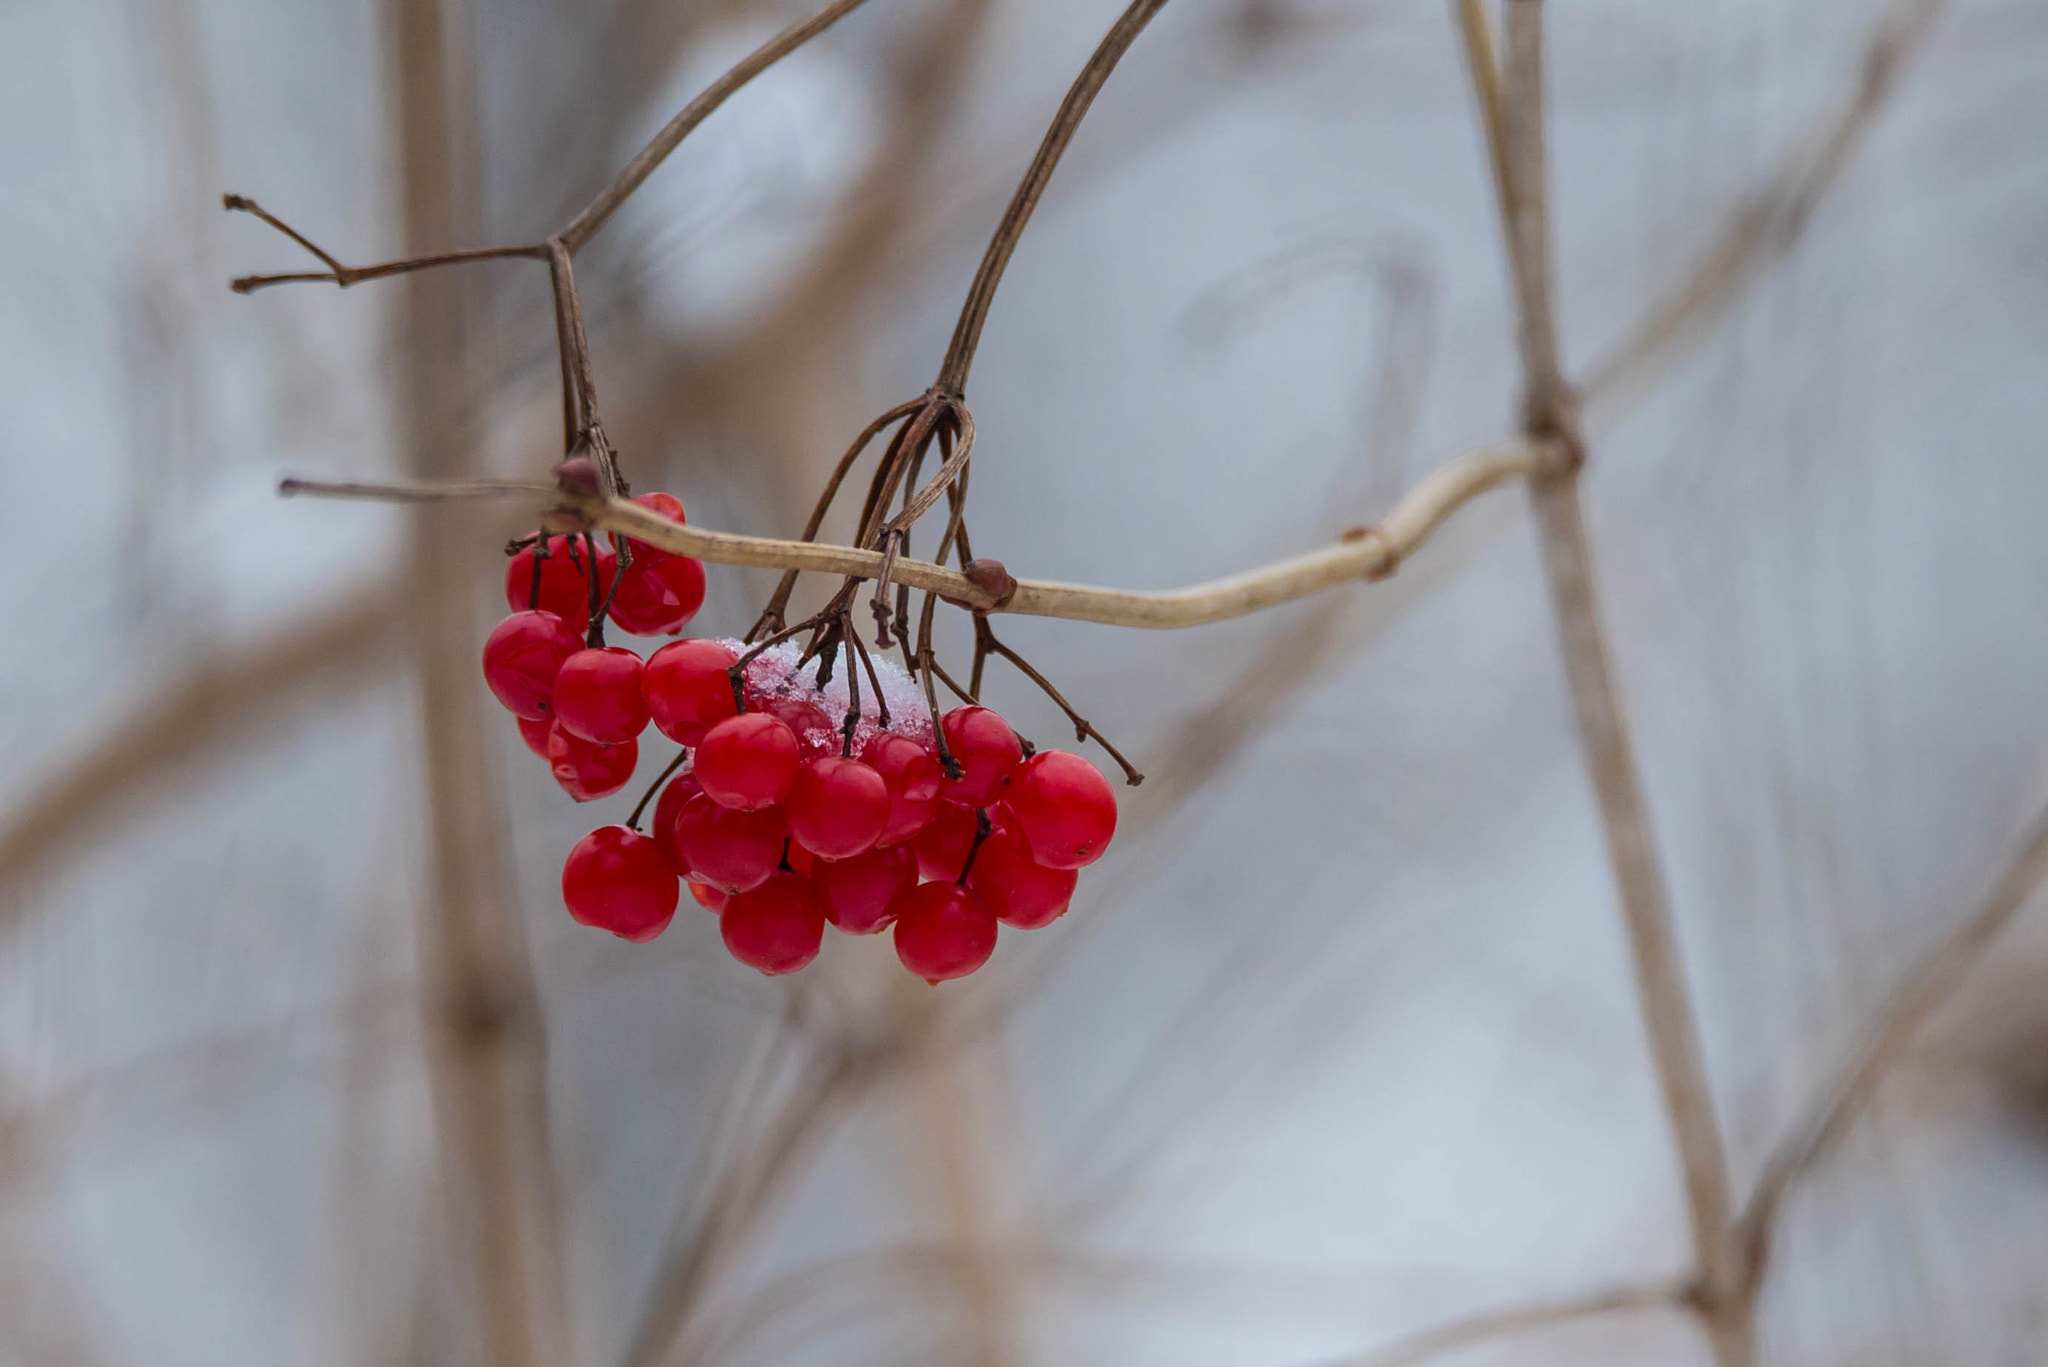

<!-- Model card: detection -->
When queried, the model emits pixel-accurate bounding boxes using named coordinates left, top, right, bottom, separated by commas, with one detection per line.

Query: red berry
left=695, top=713, right=800, bottom=810
left=785, top=840, right=816, bottom=878
left=814, top=844, right=916, bottom=935
left=607, top=555, right=707, bottom=636
left=672, top=795, right=785, bottom=894
left=562, top=826, right=678, bottom=942
left=722, top=871, right=825, bottom=975
left=689, top=881, right=729, bottom=913
left=1010, top=750, right=1118, bottom=869
left=505, top=535, right=614, bottom=631
left=912, top=800, right=981, bottom=881
left=481, top=610, right=582, bottom=719
left=650, top=770, right=703, bottom=873
left=645, top=638, right=740, bottom=744
left=516, top=713, right=555, bottom=757
left=553, top=647, right=650, bottom=744
left=862, top=733, right=942, bottom=846
left=762, top=694, right=839, bottom=758
left=786, top=757, right=889, bottom=859
left=547, top=724, right=639, bottom=801
left=892, top=882, right=998, bottom=982
left=625, top=492, right=687, bottom=563
left=967, top=825, right=1078, bottom=929
left=939, top=706, right=1022, bottom=805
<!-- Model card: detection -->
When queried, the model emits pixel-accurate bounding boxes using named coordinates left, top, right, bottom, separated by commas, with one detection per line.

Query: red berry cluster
left=482, top=518, right=1117, bottom=981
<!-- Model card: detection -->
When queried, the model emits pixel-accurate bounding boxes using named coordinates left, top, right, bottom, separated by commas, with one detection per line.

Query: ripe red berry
left=481, top=610, right=582, bottom=720
left=650, top=770, right=703, bottom=873
left=547, top=724, right=639, bottom=801
left=784, top=839, right=817, bottom=878
left=505, top=535, right=614, bottom=631
left=607, top=554, right=707, bottom=636
left=939, top=706, right=1023, bottom=805
left=814, top=844, right=917, bottom=935
left=689, top=881, right=729, bottom=913
left=862, top=733, right=942, bottom=846
left=562, top=826, right=678, bottom=942
left=1010, top=750, right=1118, bottom=869
left=672, top=794, right=785, bottom=894
left=695, top=713, right=800, bottom=810
left=645, top=638, right=740, bottom=744
left=967, top=825, right=1078, bottom=929
left=892, top=882, right=998, bottom=982
left=762, top=694, right=839, bottom=758
left=624, top=491, right=687, bottom=562
left=553, top=647, right=650, bottom=745
left=517, top=713, right=555, bottom=757
left=722, top=871, right=826, bottom=975
left=786, top=757, right=890, bottom=859
left=912, top=800, right=981, bottom=881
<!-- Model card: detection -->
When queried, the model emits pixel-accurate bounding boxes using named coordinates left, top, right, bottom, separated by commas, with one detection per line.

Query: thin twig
left=281, top=439, right=1539, bottom=629
left=281, top=476, right=554, bottom=502
left=556, top=0, right=875, bottom=252
left=934, top=0, right=1172, bottom=393
left=1733, top=799, right=2048, bottom=1289
left=1313, top=1283, right=1682, bottom=1367
left=973, top=618, right=1143, bottom=785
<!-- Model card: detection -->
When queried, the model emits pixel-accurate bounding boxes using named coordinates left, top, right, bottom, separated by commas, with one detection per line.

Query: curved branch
left=1733, top=798, right=2048, bottom=1285
left=934, top=0, right=1171, bottom=393
left=283, top=439, right=1543, bottom=630
left=556, top=0, right=875, bottom=252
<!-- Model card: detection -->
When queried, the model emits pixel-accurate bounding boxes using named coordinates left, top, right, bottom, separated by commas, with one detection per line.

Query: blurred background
left=3, top=0, right=2046, bottom=1362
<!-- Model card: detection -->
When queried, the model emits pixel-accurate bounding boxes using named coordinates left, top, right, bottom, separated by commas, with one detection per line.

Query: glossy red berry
left=911, top=800, right=981, bottom=881
left=689, top=881, right=729, bottom=913
left=607, top=554, right=707, bottom=636
left=672, top=795, right=785, bottom=894
left=516, top=713, right=555, bottom=757
left=762, top=694, right=838, bottom=758
left=785, top=839, right=817, bottom=878
left=967, top=825, right=1079, bottom=929
left=814, top=844, right=917, bottom=935
left=1010, top=750, right=1118, bottom=869
left=553, top=647, right=650, bottom=744
left=786, top=757, right=890, bottom=859
left=482, top=610, right=582, bottom=720
left=547, top=724, right=639, bottom=801
left=722, top=871, right=826, bottom=975
left=650, top=770, right=703, bottom=873
left=505, top=535, right=613, bottom=631
left=624, top=491, right=686, bottom=562
left=863, top=733, right=942, bottom=846
left=939, top=706, right=1023, bottom=805
left=645, top=638, right=740, bottom=744
left=892, top=882, right=998, bottom=982
left=695, top=713, right=800, bottom=810
left=562, top=826, right=678, bottom=942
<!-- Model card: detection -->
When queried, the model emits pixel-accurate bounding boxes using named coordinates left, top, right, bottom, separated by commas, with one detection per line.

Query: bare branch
left=223, top=195, right=542, bottom=292
left=1581, top=0, right=1944, bottom=413
left=1733, top=800, right=2048, bottom=1287
left=556, top=0, right=875, bottom=253
left=0, top=588, right=399, bottom=904
left=281, top=476, right=554, bottom=502
left=1313, top=1282, right=1682, bottom=1367
left=280, top=439, right=1544, bottom=630
left=935, top=0, right=1172, bottom=393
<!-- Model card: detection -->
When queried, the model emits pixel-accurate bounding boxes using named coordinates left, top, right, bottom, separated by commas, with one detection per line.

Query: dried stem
left=934, top=0, right=1172, bottom=393
left=1467, top=2, right=1740, bottom=1354
left=972, top=617, right=1142, bottom=785
left=1317, top=1283, right=1682, bottom=1367
left=282, top=439, right=1540, bottom=630
left=1733, top=800, right=2048, bottom=1291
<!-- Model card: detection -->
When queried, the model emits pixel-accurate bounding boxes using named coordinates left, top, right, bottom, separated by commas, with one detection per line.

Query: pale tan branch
left=0, top=587, right=400, bottom=905
left=1315, top=1282, right=1682, bottom=1367
left=557, top=0, right=874, bottom=252
left=284, top=440, right=1541, bottom=632
left=280, top=476, right=554, bottom=503
left=1581, top=0, right=1945, bottom=412
left=1734, top=799, right=2048, bottom=1284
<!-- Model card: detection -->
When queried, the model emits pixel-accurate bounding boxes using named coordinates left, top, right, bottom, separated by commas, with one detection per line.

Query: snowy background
left=1, top=0, right=2046, bottom=1363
